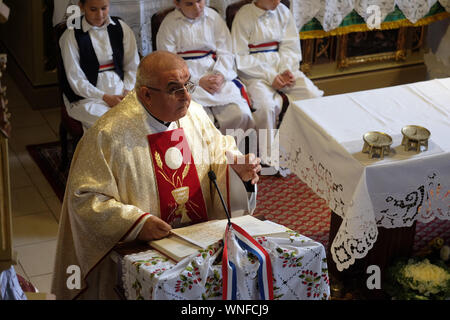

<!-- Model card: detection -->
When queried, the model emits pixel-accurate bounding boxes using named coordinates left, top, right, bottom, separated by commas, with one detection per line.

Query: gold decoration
left=299, top=12, right=450, bottom=40
left=171, top=187, right=190, bottom=224
left=337, top=27, right=407, bottom=69
left=182, top=164, right=190, bottom=181
left=362, top=131, right=393, bottom=159
left=401, top=125, right=430, bottom=152
left=155, top=151, right=163, bottom=170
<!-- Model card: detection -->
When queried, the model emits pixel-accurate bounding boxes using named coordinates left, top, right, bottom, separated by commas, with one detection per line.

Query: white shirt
left=231, top=2, right=302, bottom=85
left=156, top=7, right=249, bottom=108
left=157, top=7, right=237, bottom=84
left=59, top=16, right=139, bottom=101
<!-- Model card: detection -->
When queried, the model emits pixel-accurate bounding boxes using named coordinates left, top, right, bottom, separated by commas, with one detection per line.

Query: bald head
left=136, top=51, right=192, bottom=122
left=135, top=51, right=188, bottom=89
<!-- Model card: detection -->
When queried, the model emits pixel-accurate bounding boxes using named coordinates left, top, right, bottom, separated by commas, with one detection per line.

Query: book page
left=170, top=215, right=288, bottom=249
left=169, top=220, right=228, bottom=248
left=231, top=215, right=288, bottom=236
left=149, top=236, right=201, bottom=262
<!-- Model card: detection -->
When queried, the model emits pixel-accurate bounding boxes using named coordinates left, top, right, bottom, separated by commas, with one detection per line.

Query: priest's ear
left=139, top=85, right=152, bottom=103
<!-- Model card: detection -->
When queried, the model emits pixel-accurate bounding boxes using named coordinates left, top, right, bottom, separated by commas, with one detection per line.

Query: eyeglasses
left=145, top=81, right=196, bottom=97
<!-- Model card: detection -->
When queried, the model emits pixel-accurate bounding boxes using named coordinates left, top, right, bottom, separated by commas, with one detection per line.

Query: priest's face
left=175, top=0, right=205, bottom=20
left=145, top=66, right=192, bottom=122
left=80, top=0, right=110, bottom=27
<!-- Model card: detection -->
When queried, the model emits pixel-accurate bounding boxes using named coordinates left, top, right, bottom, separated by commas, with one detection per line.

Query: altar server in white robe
left=231, top=0, right=323, bottom=161
left=51, top=51, right=261, bottom=300
left=59, top=0, right=140, bottom=131
left=156, top=0, right=255, bottom=135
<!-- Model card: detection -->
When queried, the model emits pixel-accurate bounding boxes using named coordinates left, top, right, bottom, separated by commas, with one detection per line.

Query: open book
left=149, top=215, right=289, bottom=262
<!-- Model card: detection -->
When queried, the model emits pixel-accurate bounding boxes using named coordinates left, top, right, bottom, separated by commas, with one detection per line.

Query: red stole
left=148, top=128, right=208, bottom=228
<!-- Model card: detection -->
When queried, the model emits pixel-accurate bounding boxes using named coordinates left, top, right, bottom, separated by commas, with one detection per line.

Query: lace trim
left=280, top=143, right=347, bottom=217
left=377, top=170, right=450, bottom=227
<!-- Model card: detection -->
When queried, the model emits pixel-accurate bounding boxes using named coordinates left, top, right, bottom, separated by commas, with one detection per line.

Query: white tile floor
left=5, top=72, right=61, bottom=294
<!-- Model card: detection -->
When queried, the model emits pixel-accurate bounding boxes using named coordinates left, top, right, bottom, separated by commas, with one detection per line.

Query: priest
left=51, top=51, right=261, bottom=300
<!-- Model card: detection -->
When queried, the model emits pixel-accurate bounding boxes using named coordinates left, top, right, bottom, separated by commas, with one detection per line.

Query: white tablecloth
left=279, top=78, right=450, bottom=271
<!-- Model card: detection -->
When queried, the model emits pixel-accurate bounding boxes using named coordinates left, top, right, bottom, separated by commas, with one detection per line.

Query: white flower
left=401, top=259, right=450, bottom=295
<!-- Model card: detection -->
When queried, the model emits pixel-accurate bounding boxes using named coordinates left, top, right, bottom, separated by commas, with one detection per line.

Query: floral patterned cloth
left=121, top=230, right=330, bottom=300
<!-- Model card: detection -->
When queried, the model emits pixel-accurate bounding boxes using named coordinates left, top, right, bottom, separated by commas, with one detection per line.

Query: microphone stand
left=208, top=170, right=232, bottom=226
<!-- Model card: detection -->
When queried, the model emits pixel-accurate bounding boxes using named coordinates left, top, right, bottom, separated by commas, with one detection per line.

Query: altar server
left=59, top=0, right=140, bottom=131
left=156, top=0, right=255, bottom=135
left=231, top=0, right=323, bottom=162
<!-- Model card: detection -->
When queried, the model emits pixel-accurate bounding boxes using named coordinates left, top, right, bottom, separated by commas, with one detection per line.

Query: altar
left=112, top=223, right=330, bottom=300
left=278, top=78, right=450, bottom=296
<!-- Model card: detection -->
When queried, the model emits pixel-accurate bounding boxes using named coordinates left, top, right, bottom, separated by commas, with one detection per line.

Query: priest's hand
left=227, top=152, right=261, bottom=185
left=137, top=215, right=172, bottom=241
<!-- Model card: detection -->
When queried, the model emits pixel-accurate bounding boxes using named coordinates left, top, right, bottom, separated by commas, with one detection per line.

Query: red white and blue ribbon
left=222, top=223, right=274, bottom=300
left=232, top=79, right=254, bottom=112
left=248, top=41, right=279, bottom=54
left=177, top=50, right=217, bottom=60
left=99, top=62, right=115, bottom=72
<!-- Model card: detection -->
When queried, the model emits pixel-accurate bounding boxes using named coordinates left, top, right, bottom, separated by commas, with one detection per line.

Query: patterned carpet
left=27, top=141, right=450, bottom=253
left=254, top=174, right=331, bottom=247
left=255, top=174, right=450, bottom=253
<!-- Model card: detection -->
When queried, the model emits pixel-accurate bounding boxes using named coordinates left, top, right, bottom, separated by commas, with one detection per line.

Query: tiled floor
left=5, top=72, right=61, bottom=294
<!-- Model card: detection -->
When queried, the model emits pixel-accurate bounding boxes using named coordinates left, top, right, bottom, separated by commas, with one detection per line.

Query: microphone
left=208, top=170, right=231, bottom=226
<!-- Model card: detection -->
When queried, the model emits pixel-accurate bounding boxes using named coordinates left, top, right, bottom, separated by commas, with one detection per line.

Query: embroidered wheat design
left=182, top=164, right=190, bottom=180
left=155, top=151, right=163, bottom=170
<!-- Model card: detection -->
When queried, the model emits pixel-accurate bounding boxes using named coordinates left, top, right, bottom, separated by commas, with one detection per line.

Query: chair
left=225, top=0, right=291, bottom=129
left=151, top=7, right=175, bottom=52
left=150, top=6, right=227, bottom=130
left=54, top=22, right=84, bottom=170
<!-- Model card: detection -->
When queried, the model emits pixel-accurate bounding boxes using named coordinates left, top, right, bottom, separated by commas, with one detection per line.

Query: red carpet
left=27, top=141, right=450, bottom=253
left=254, top=174, right=331, bottom=247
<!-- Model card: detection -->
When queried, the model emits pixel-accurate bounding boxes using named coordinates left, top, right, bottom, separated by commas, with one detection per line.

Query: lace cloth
left=291, top=0, right=449, bottom=31
left=279, top=78, right=450, bottom=271
left=121, top=230, right=330, bottom=300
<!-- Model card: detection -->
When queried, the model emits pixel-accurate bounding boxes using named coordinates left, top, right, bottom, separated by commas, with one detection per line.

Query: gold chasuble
left=51, top=92, right=242, bottom=300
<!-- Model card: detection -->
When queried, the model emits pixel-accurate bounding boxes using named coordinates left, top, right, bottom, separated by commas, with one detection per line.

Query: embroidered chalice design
left=171, top=186, right=190, bottom=224
left=155, top=148, right=200, bottom=225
